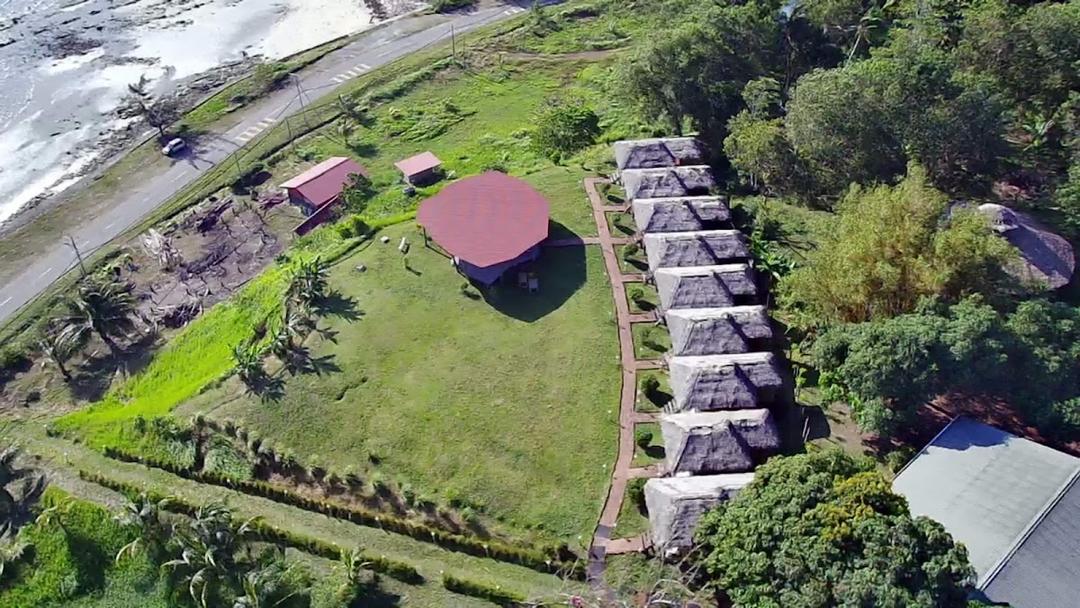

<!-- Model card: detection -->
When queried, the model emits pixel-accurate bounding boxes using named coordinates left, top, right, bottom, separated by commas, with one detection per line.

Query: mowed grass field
left=180, top=223, right=621, bottom=543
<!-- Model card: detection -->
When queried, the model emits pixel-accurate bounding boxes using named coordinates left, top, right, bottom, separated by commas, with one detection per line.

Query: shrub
left=531, top=96, right=601, bottom=160
left=634, top=427, right=654, bottom=450
left=625, top=478, right=647, bottom=514
left=627, top=286, right=645, bottom=303
left=641, top=374, right=660, bottom=398
left=442, top=573, right=525, bottom=606
left=622, top=242, right=640, bottom=260
left=431, top=0, right=477, bottom=12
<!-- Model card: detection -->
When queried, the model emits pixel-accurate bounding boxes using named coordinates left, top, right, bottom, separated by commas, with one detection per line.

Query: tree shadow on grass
left=283, top=346, right=341, bottom=377
left=68, top=333, right=161, bottom=402
left=313, top=291, right=364, bottom=322
left=643, top=445, right=666, bottom=459
left=481, top=223, right=586, bottom=322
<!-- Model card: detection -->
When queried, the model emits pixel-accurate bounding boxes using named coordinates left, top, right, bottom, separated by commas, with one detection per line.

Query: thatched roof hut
left=654, top=264, right=758, bottom=311
left=643, top=231, right=750, bottom=272
left=665, top=306, right=774, bottom=357
left=621, top=166, right=716, bottom=201
left=669, top=353, right=785, bottom=412
left=632, top=196, right=731, bottom=233
left=978, top=203, right=1075, bottom=289
left=645, top=474, right=754, bottom=557
left=660, top=409, right=780, bottom=475
left=614, top=137, right=708, bottom=170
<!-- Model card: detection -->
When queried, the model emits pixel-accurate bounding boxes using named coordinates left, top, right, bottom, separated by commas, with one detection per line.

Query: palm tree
left=336, top=117, right=356, bottom=148
left=166, top=503, right=257, bottom=608
left=0, top=534, right=29, bottom=580
left=34, top=500, right=71, bottom=535
left=0, top=446, right=45, bottom=537
left=233, top=560, right=308, bottom=608
left=287, top=257, right=329, bottom=309
left=232, top=344, right=264, bottom=386
left=59, top=277, right=137, bottom=356
left=115, top=493, right=171, bottom=563
left=38, top=329, right=80, bottom=381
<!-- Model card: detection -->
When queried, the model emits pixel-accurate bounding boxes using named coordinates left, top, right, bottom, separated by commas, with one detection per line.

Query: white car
left=161, top=138, right=186, bottom=156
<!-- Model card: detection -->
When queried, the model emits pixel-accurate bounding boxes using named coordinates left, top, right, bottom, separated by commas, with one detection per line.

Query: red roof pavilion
left=418, top=172, right=550, bottom=278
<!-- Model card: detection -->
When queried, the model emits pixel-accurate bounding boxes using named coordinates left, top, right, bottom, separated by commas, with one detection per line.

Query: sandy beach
left=0, top=0, right=393, bottom=225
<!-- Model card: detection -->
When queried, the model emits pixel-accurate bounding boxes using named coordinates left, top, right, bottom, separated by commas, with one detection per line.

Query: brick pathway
left=584, top=177, right=658, bottom=584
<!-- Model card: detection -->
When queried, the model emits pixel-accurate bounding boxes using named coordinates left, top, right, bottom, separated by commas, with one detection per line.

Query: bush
left=634, top=427, right=653, bottom=449
left=625, top=478, right=647, bottom=514
left=622, top=242, right=640, bottom=260
left=641, top=374, right=660, bottom=398
left=531, top=96, right=601, bottom=160
left=627, top=286, right=645, bottom=303
left=430, top=0, right=476, bottom=13
left=441, top=573, right=525, bottom=606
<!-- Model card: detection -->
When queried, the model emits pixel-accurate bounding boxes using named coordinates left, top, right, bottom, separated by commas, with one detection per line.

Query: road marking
left=332, top=76, right=346, bottom=84
left=504, top=7, right=525, bottom=15
left=0, top=297, right=12, bottom=307
left=37, top=267, right=54, bottom=279
left=104, top=222, right=114, bottom=229
left=358, top=63, right=371, bottom=70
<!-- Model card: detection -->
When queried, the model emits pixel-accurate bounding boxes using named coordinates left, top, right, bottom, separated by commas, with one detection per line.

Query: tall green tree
left=618, top=2, right=783, bottom=142
left=695, top=450, right=974, bottom=608
left=781, top=167, right=1014, bottom=325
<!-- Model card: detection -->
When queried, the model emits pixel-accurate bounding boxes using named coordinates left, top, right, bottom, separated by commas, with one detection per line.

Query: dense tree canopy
left=695, top=450, right=974, bottom=608
left=814, top=297, right=1080, bottom=436
left=781, top=167, right=1016, bottom=325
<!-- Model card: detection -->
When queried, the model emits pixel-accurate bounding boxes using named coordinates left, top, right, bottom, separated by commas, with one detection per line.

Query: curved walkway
left=583, top=177, right=662, bottom=584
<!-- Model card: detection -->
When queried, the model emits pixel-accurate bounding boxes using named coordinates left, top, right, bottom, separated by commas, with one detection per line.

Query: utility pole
left=65, top=235, right=87, bottom=278
left=284, top=115, right=297, bottom=155
left=451, top=25, right=457, bottom=62
left=293, top=74, right=311, bottom=130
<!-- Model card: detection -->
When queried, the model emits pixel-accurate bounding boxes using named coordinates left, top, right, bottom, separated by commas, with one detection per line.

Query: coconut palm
left=0, top=534, right=29, bottom=580
left=114, top=492, right=171, bottom=563
left=38, top=328, right=81, bottom=381
left=0, top=446, right=46, bottom=537
left=166, top=503, right=258, bottom=608
left=287, top=257, right=329, bottom=309
left=232, top=344, right=264, bottom=386
left=233, top=560, right=309, bottom=608
left=58, top=277, right=137, bottom=356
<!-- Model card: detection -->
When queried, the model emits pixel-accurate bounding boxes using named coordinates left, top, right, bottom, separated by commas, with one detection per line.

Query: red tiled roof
left=394, top=151, right=442, bottom=177
left=417, top=172, right=550, bottom=268
left=279, top=157, right=369, bottom=208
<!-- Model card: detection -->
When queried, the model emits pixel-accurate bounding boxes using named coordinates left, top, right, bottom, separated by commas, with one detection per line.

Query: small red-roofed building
left=417, top=171, right=550, bottom=285
left=279, top=157, right=369, bottom=235
left=395, top=151, right=443, bottom=186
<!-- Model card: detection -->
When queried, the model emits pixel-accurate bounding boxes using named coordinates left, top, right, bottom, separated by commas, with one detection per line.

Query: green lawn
left=632, top=323, right=670, bottom=359
left=632, top=422, right=664, bottom=467
left=174, top=224, right=620, bottom=543
left=635, top=372, right=671, bottom=413
left=613, top=485, right=649, bottom=539
left=625, top=282, right=659, bottom=314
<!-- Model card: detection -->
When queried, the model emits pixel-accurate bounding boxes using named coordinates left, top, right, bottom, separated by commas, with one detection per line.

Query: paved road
left=0, top=1, right=534, bottom=323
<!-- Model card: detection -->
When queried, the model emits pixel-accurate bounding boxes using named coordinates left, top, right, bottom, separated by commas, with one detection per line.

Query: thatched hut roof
left=665, top=306, right=774, bottom=357
left=644, top=231, right=750, bottom=272
left=632, top=196, right=731, bottom=233
left=645, top=474, right=754, bottom=557
left=669, top=353, right=785, bottom=412
left=660, top=409, right=780, bottom=475
left=654, top=264, right=758, bottom=311
left=621, top=166, right=716, bottom=201
left=614, top=137, right=708, bottom=170
left=978, top=203, right=1075, bottom=289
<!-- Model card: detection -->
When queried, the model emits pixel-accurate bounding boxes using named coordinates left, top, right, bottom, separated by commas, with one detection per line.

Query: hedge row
left=442, top=573, right=526, bottom=607
left=101, top=446, right=583, bottom=577
left=77, top=470, right=422, bottom=583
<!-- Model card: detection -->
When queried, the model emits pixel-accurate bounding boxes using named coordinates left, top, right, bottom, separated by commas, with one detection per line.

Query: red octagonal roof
left=417, top=172, right=550, bottom=268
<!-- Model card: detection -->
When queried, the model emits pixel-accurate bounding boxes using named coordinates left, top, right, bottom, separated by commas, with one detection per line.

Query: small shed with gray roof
left=621, top=166, right=716, bottom=201
left=669, top=352, right=785, bottom=412
left=665, top=306, right=774, bottom=357
left=614, top=137, right=708, bottom=170
left=632, top=196, right=731, bottom=233
left=645, top=473, right=754, bottom=558
left=643, top=231, right=750, bottom=272
left=892, top=417, right=1080, bottom=608
left=654, top=264, right=758, bottom=311
left=661, top=409, right=780, bottom=475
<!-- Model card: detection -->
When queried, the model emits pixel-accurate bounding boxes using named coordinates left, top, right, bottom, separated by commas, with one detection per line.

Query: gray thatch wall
left=645, top=474, right=754, bottom=557
left=644, top=231, right=750, bottom=271
left=665, top=306, right=774, bottom=357
left=614, top=137, right=707, bottom=170
left=622, top=166, right=716, bottom=201
left=632, top=196, right=731, bottom=233
left=654, top=264, right=758, bottom=311
left=661, top=409, right=780, bottom=476
left=668, top=353, right=785, bottom=412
